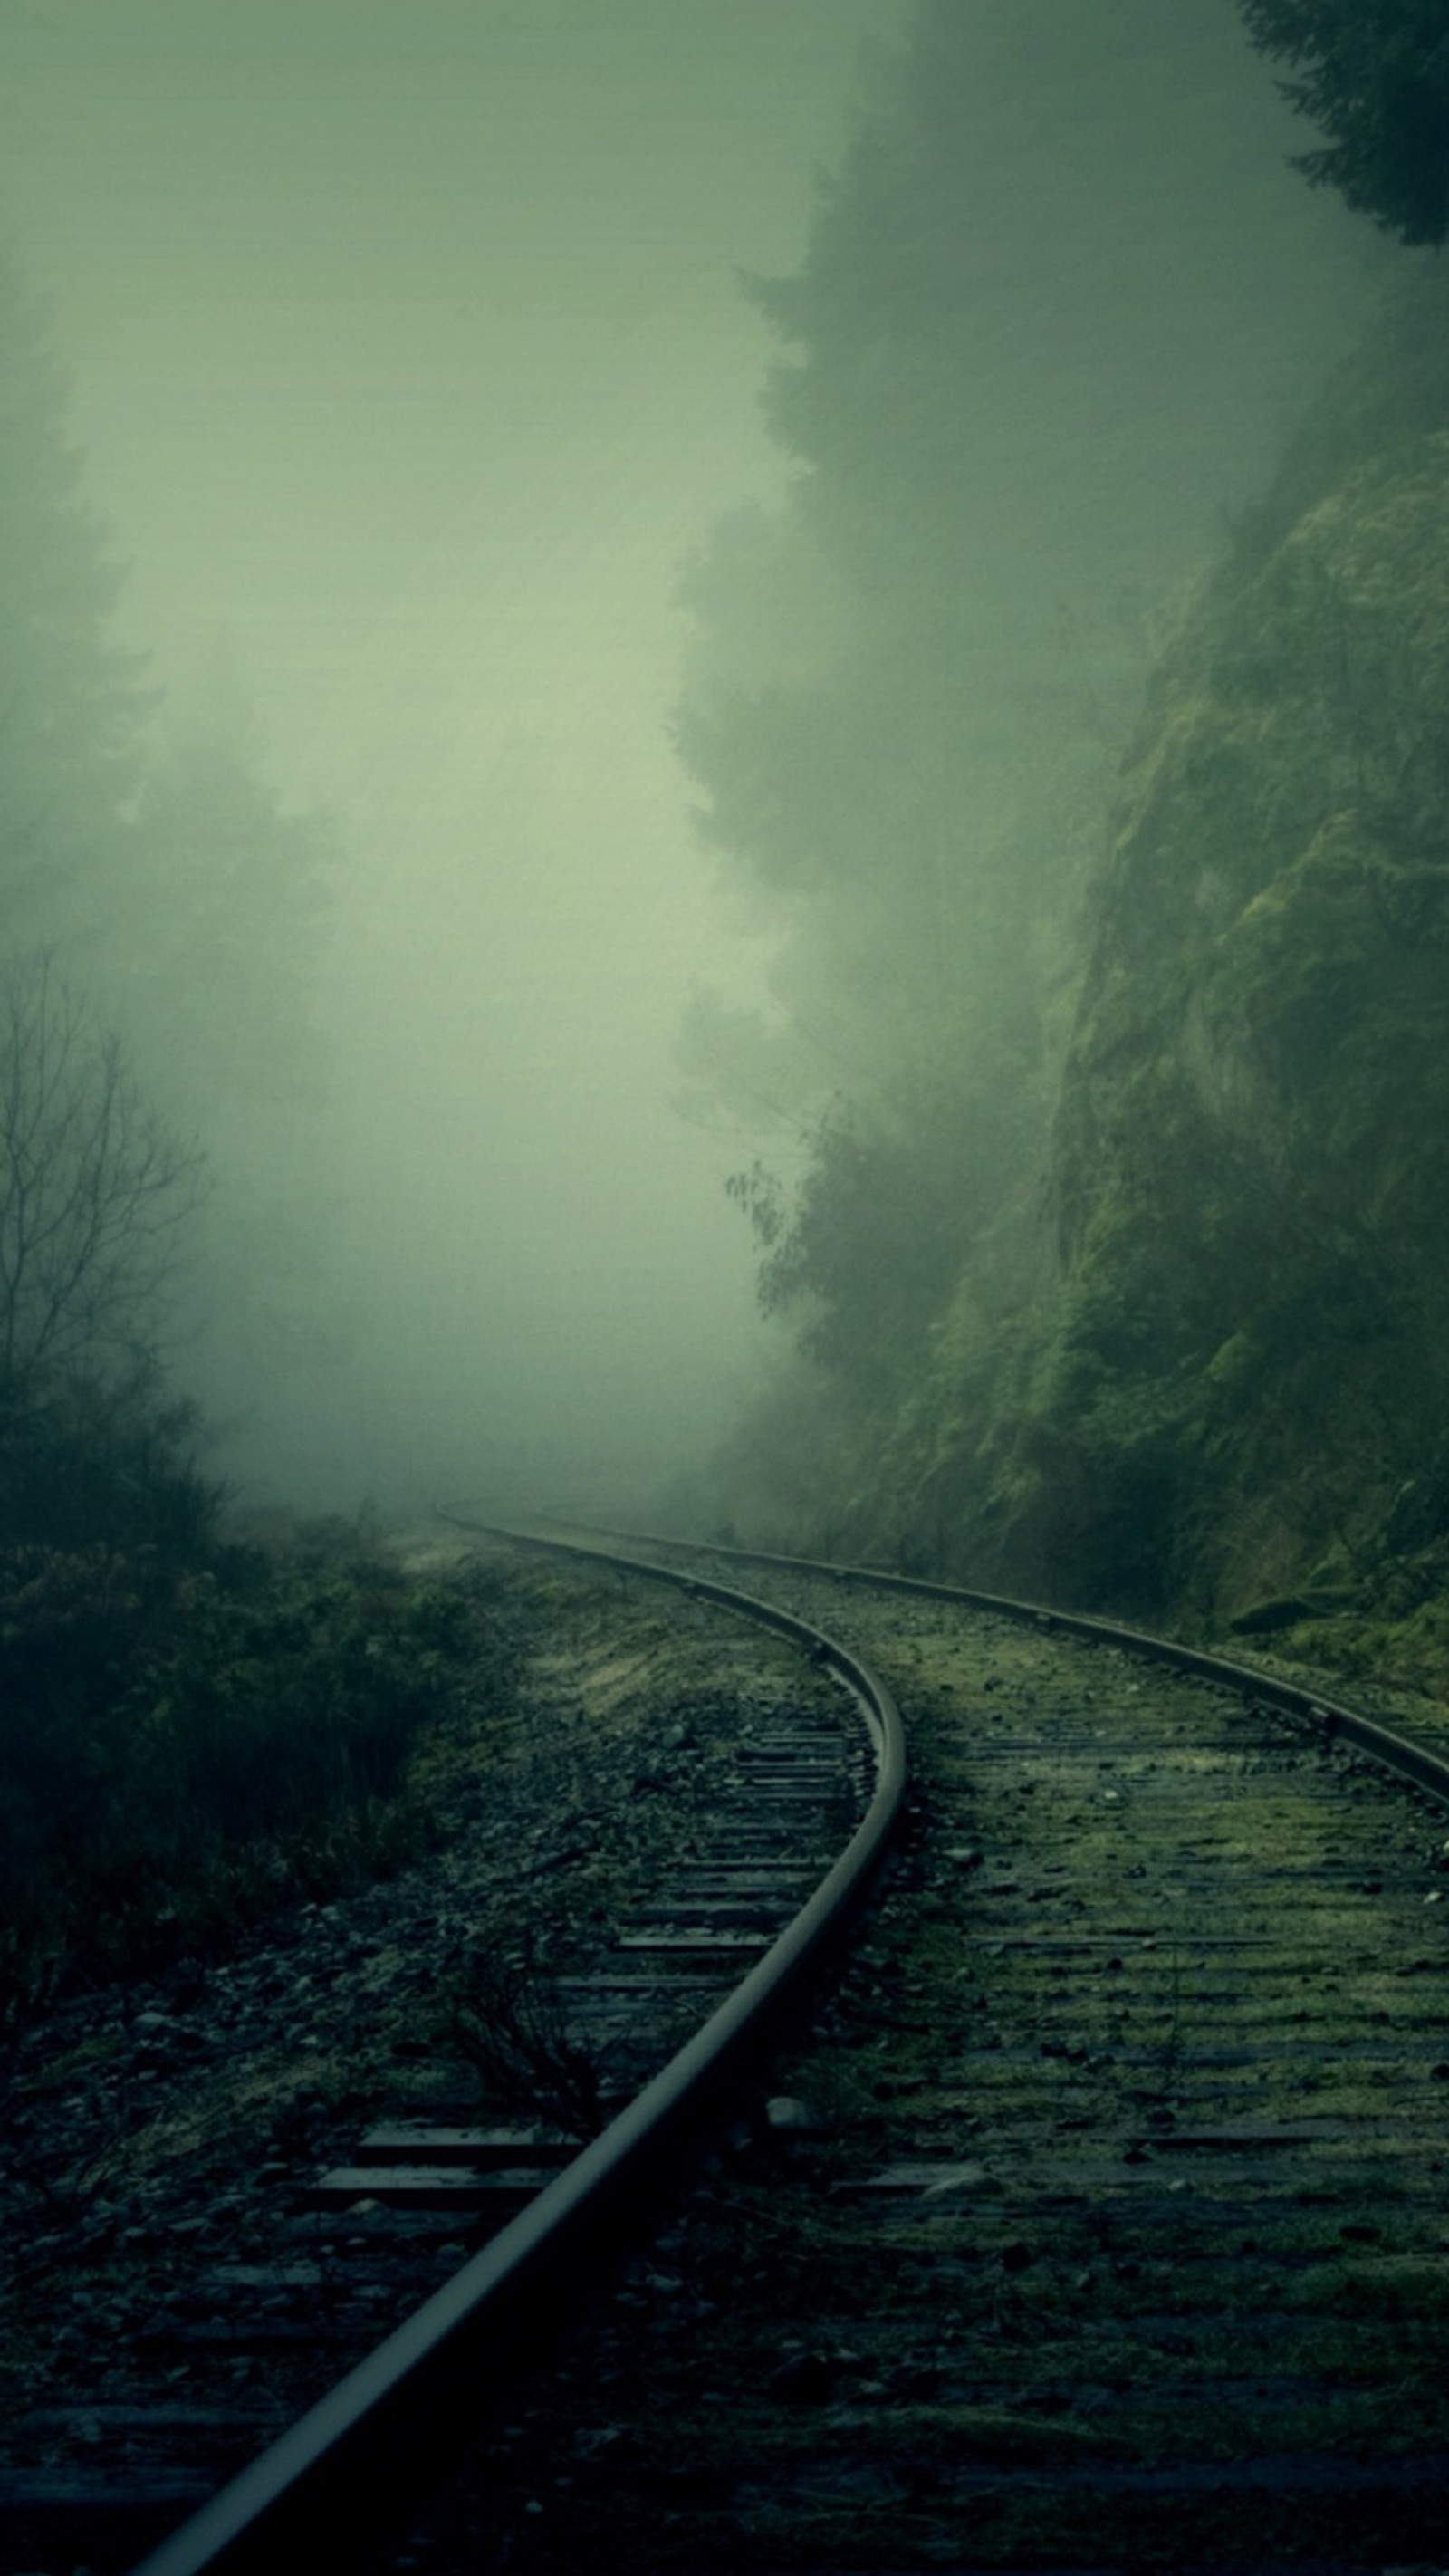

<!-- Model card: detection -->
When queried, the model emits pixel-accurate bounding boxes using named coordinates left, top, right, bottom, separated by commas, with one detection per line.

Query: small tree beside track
left=0, top=948, right=203, bottom=1400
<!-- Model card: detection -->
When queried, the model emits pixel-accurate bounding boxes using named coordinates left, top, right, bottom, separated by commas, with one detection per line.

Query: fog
left=0, top=1, right=1376, bottom=1528
left=0, top=0, right=912, bottom=1517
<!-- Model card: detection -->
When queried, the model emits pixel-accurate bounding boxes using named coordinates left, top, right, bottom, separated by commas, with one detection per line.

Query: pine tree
left=1238, top=0, right=1449, bottom=244
left=0, top=245, right=148, bottom=938
left=679, top=0, right=1370, bottom=1437
left=116, top=660, right=335, bottom=1134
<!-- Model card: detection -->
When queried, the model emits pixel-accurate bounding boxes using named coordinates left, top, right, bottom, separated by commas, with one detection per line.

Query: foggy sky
left=0, top=1, right=906, bottom=1514
left=0, top=3, right=1377, bottom=1523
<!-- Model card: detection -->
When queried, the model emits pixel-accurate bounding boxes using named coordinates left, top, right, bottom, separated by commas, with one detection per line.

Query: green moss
left=751, top=398, right=1449, bottom=1631
left=916, top=426, right=1449, bottom=1619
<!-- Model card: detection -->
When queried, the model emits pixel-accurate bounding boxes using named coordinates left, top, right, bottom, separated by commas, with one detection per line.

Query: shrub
left=0, top=1370, right=220, bottom=1556
left=0, top=1536, right=513, bottom=2020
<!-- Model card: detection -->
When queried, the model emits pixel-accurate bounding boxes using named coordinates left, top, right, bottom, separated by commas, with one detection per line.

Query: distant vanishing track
left=543, top=1514, right=1449, bottom=1809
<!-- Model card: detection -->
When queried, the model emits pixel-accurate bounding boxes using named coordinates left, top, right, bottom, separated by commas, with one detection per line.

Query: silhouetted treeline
left=0, top=239, right=345, bottom=1495
left=679, top=0, right=1377, bottom=1565
left=1239, top=0, right=1449, bottom=245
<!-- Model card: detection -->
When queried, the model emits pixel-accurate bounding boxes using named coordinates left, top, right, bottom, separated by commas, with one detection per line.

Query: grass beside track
left=0, top=1561, right=799, bottom=2576
left=0, top=1523, right=528, bottom=2021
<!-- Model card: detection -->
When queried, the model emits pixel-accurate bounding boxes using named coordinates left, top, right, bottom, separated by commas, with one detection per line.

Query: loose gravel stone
left=417, top=1548, right=1449, bottom=2576
left=0, top=1542, right=815, bottom=2572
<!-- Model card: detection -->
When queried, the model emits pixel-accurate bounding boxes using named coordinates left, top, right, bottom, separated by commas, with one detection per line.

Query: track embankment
left=438, top=1543, right=1449, bottom=2576
left=0, top=1551, right=880, bottom=2575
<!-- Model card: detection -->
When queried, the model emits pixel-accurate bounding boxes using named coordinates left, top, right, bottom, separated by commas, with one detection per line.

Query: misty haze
left=0, top=0, right=1397, bottom=1548
left=5, top=1, right=1449, bottom=2565
left=2, top=0, right=909, bottom=1523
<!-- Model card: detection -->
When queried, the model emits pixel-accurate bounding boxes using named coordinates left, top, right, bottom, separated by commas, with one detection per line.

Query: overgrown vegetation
left=687, top=5, right=1449, bottom=1668
left=0, top=237, right=457, bottom=2023
left=0, top=949, right=204, bottom=1395
left=989, top=346, right=1449, bottom=1622
left=0, top=897, right=485, bottom=2023
left=0, top=1511, right=518, bottom=2023
left=0, top=232, right=342, bottom=1488
left=725, top=1069, right=1028, bottom=1402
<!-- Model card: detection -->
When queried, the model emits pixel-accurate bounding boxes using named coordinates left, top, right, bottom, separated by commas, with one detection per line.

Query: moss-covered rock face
left=1031, top=428, right=1449, bottom=1616
left=880, top=410, right=1449, bottom=1625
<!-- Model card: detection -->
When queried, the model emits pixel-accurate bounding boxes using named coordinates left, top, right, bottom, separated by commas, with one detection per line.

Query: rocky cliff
left=876, top=274, right=1449, bottom=1654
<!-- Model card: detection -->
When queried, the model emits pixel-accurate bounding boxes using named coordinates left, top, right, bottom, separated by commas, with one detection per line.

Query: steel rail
left=130, top=1521, right=907, bottom=2576
left=520, top=1514, right=1449, bottom=1811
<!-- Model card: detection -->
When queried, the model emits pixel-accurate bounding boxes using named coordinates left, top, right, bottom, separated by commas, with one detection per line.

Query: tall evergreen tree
left=677, top=0, right=1366, bottom=1399
left=0, top=238, right=340, bottom=1490
left=0, top=245, right=147, bottom=941
left=1239, top=0, right=1449, bottom=244
left=0, top=244, right=332, bottom=1107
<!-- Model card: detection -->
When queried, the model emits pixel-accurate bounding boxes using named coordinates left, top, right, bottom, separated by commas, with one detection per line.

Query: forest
left=680, top=0, right=1449, bottom=1697
left=0, top=239, right=512, bottom=2013
left=5, top=15, right=1449, bottom=2562
left=3, top=0, right=1449, bottom=2011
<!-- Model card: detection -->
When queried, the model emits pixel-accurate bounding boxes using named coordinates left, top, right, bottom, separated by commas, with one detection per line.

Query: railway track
left=9, top=1517, right=1449, bottom=2574
left=423, top=1524, right=1449, bottom=2576
left=65, top=1528, right=900, bottom=2574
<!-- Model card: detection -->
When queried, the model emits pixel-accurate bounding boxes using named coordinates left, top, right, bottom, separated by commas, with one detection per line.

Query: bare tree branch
left=0, top=953, right=205, bottom=1391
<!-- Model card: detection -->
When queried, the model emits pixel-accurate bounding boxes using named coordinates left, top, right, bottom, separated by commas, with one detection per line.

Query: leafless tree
left=0, top=952, right=204, bottom=1392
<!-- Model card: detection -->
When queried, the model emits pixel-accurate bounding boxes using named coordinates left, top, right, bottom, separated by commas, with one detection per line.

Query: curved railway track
left=433, top=1523, right=1449, bottom=2576
left=118, top=1530, right=906, bottom=2576
left=13, top=1514, right=1449, bottom=2573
